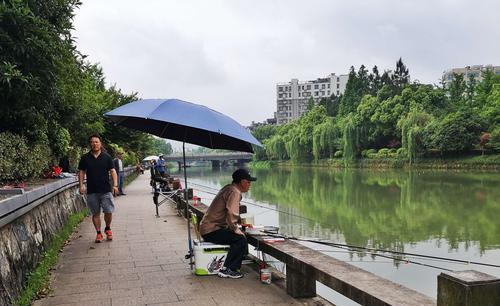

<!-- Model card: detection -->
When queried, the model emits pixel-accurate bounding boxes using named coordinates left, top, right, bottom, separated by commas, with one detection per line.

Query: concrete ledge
left=0, top=177, right=77, bottom=220
left=185, top=200, right=435, bottom=306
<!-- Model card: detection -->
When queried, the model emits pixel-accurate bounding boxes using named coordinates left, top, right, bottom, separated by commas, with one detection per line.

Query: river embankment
left=250, top=154, right=500, bottom=171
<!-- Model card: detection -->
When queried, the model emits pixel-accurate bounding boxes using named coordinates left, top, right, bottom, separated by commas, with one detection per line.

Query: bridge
left=163, top=152, right=253, bottom=168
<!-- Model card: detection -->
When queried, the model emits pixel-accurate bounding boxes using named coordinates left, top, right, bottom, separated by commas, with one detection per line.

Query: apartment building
left=442, top=65, right=500, bottom=87
left=276, top=73, right=348, bottom=124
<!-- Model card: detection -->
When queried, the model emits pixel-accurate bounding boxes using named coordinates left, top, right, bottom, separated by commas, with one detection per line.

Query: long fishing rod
left=264, top=231, right=500, bottom=269
left=189, top=181, right=500, bottom=269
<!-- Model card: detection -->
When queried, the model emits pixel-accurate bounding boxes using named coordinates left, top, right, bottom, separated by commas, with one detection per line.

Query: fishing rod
left=189, top=181, right=500, bottom=270
left=264, top=231, right=500, bottom=269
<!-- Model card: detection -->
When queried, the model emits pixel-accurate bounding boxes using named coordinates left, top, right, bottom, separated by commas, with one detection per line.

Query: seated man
left=199, top=169, right=257, bottom=279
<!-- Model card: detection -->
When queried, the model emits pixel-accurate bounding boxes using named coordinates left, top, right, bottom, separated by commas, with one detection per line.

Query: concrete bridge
left=163, top=152, right=253, bottom=168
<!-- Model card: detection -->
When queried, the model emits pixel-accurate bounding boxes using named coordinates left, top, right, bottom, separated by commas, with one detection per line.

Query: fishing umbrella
left=142, top=155, right=159, bottom=162
left=104, top=98, right=262, bottom=266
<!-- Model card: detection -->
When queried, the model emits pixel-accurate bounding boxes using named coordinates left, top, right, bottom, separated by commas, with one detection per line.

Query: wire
left=264, top=232, right=500, bottom=270
left=190, top=181, right=500, bottom=270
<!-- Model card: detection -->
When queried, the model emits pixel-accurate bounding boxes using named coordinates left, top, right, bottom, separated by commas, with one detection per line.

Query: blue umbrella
left=104, top=98, right=262, bottom=267
left=105, top=98, right=261, bottom=152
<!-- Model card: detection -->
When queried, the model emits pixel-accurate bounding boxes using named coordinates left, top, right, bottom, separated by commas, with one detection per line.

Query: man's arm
left=225, top=191, right=243, bottom=234
left=110, top=168, right=118, bottom=195
left=78, top=170, right=86, bottom=194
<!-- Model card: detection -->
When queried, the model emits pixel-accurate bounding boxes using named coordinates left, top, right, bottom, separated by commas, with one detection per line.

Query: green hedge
left=0, top=132, right=49, bottom=183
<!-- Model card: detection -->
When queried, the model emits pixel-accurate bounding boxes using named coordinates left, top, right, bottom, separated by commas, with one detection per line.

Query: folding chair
left=152, top=175, right=181, bottom=217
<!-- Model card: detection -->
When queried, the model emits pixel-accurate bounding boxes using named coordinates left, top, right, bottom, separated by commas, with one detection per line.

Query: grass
left=14, top=209, right=88, bottom=306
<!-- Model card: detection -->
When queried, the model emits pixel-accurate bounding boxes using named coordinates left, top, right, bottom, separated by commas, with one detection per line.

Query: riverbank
left=250, top=154, right=500, bottom=170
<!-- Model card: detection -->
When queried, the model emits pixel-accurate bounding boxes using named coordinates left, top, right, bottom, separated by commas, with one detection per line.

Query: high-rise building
left=276, top=73, right=348, bottom=124
left=442, top=65, right=500, bottom=87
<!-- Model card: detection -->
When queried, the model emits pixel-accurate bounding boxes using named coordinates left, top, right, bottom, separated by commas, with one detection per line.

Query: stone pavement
left=34, top=173, right=326, bottom=306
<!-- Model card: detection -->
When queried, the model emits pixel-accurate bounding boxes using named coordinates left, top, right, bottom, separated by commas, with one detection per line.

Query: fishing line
left=189, top=181, right=500, bottom=270
left=265, top=232, right=500, bottom=269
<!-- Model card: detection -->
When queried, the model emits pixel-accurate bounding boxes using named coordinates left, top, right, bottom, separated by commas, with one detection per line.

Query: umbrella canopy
left=105, top=99, right=261, bottom=152
left=142, top=155, right=159, bottom=161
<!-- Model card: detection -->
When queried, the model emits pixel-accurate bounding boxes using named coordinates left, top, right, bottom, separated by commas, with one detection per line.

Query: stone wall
left=0, top=185, right=85, bottom=305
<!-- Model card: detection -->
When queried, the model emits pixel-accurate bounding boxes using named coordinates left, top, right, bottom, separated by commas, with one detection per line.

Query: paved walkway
left=34, top=174, right=324, bottom=306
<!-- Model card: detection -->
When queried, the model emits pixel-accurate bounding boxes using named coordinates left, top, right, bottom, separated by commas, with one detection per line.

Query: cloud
left=73, top=0, right=500, bottom=125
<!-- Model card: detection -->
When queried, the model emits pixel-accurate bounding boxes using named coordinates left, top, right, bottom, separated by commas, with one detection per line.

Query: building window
left=314, top=84, right=319, bottom=89
left=314, top=91, right=318, bottom=96
left=327, top=91, right=330, bottom=95
left=337, top=90, right=340, bottom=95
left=307, top=85, right=311, bottom=90
left=278, top=87, right=283, bottom=92
left=337, top=77, right=339, bottom=82
left=337, top=84, right=339, bottom=88
left=327, top=84, right=330, bottom=88
left=321, top=84, right=325, bottom=89
left=320, top=91, right=325, bottom=96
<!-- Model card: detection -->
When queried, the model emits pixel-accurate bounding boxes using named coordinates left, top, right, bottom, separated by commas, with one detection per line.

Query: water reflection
left=182, top=166, right=500, bottom=297
left=247, top=167, right=500, bottom=254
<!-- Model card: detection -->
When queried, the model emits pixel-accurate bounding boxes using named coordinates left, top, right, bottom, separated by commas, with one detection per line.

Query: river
left=176, top=166, right=500, bottom=305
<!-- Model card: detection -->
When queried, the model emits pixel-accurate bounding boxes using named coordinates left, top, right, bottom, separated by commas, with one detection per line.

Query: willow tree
left=398, top=108, right=432, bottom=164
left=343, top=115, right=360, bottom=166
left=313, top=118, right=340, bottom=161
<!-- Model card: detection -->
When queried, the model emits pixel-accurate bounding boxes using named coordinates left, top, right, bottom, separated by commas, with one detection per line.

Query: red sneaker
left=95, top=233, right=103, bottom=243
left=105, top=229, right=113, bottom=241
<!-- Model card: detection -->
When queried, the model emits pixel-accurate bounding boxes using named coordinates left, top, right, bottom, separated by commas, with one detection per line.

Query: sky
left=73, top=0, right=500, bottom=127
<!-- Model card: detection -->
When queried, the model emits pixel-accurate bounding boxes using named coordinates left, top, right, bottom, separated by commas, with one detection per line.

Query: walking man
left=199, top=168, right=257, bottom=278
left=79, top=134, right=118, bottom=243
left=114, top=152, right=126, bottom=195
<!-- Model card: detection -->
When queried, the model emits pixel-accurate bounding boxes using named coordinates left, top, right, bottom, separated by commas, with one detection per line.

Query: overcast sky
left=73, top=0, right=500, bottom=127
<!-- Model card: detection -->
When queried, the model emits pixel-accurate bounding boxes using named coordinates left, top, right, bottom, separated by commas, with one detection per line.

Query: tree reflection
left=250, top=168, right=500, bottom=253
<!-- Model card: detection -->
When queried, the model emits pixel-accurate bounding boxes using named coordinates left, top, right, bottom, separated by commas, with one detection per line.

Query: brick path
left=34, top=173, right=323, bottom=306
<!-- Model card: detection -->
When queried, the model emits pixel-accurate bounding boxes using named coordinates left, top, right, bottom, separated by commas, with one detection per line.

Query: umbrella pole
left=183, top=142, right=194, bottom=268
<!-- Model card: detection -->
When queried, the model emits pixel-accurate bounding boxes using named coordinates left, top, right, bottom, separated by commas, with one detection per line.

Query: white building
left=276, top=73, right=348, bottom=124
left=442, top=65, right=500, bottom=87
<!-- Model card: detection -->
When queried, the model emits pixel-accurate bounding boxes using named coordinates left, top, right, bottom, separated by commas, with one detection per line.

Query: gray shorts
left=86, top=192, right=115, bottom=215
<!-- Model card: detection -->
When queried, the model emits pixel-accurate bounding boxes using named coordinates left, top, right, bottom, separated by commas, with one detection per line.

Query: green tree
left=423, top=109, right=486, bottom=153
left=391, top=58, right=410, bottom=94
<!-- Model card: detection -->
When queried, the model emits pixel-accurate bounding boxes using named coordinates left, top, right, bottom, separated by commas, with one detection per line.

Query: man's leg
left=86, top=194, right=104, bottom=242
left=118, top=172, right=125, bottom=194
left=104, top=213, right=112, bottom=228
left=101, top=193, right=115, bottom=240
left=202, top=229, right=247, bottom=271
left=92, top=214, right=101, bottom=231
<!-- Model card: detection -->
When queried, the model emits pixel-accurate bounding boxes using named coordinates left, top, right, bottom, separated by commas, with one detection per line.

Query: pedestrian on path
left=199, top=168, right=257, bottom=279
left=78, top=134, right=118, bottom=243
left=114, top=152, right=126, bottom=195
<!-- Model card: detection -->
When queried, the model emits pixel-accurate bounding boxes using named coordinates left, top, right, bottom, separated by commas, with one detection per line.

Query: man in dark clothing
left=113, top=152, right=126, bottom=195
left=79, top=134, right=118, bottom=243
left=199, top=168, right=257, bottom=279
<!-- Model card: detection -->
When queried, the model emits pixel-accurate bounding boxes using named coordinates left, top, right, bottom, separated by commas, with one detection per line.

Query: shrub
left=396, top=147, right=407, bottom=157
left=362, top=149, right=377, bottom=159
left=0, top=132, right=49, bottom=182
left=377, top=148, right=390, bottom=158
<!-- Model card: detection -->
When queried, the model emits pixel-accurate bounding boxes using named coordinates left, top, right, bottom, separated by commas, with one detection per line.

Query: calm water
left=177, top=166, right=500, bottom=305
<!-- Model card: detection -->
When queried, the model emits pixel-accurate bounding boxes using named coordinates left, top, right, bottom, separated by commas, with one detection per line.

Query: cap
left=232, top=169, right=257, bottom=182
